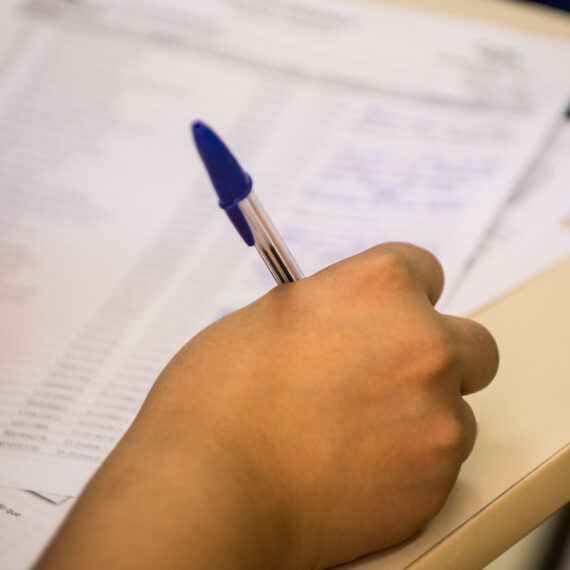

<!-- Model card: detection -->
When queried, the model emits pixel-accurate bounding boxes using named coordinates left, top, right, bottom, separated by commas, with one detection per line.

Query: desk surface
left=341, top=1, right=570, bottom=568
left=391, top=0, right=570, bottom=39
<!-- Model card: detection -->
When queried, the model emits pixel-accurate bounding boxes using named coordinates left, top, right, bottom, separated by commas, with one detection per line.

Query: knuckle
left=474, top=321, right=500, bottom=374
left=415, top=326, right=460, bottom=381
left=431, top=413, right=467, bottom=457
left=413, top=414, right=468, bottom=521
left=359, top=247, right=415, bottom=292
left=417, top=486, right=451, bottom=522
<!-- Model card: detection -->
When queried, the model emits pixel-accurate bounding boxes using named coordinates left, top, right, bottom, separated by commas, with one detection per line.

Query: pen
left=191, top=120, right=303, bottom=284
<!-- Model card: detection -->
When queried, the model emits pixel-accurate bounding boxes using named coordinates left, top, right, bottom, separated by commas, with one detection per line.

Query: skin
left=34, top=242, right=499, bottom=570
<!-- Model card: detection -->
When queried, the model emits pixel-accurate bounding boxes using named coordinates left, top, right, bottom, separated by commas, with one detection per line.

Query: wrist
left=36, top=410, right=299, bottom=570
left=155, top=426, right=298, bottom=570
left=115, top=419, right=300, bottom=570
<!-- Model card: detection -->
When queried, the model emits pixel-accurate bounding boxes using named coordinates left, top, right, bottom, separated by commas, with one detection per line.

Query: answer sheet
left=1, top=0, right=569, bottom=495
left=447, top=120, right=570, bottom=314
left=0, top=487, right=73, bottom=568
left=1, top=0, right=570, bottom=566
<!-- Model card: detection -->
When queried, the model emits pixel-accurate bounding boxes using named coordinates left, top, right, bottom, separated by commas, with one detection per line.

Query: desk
left=341, top=2, right=570, bottom=567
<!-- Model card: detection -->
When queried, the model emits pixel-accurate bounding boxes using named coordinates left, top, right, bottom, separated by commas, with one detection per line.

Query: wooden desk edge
left=410, top=444, right=570, bottom=569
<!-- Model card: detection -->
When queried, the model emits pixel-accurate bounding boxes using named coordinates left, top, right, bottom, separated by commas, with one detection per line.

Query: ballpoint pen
left=191, top=120, right=303, bottom=284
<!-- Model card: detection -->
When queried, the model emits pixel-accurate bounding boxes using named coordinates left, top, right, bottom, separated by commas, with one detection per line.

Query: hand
left=35, top=243, right=499, bottom=570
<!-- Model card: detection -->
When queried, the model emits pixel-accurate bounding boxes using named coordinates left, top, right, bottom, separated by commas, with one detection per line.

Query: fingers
left=365, top=243, right=499, bottom=395
left=315, top=241, right=498, bottom=397
left=444, top=314, right=500, bottom=395
left=456, top=399, right=478, bottom=462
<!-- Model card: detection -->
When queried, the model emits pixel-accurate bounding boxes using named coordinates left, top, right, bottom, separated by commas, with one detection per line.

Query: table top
left=388, top=0, right=570, bottom=38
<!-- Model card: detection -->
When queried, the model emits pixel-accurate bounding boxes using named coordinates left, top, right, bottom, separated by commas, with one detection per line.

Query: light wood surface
left=385, top=0, right=570, bottom=38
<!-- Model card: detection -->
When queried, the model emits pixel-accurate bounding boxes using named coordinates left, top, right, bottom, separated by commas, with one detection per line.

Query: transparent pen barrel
left=239, top=191, right=303, bottom=284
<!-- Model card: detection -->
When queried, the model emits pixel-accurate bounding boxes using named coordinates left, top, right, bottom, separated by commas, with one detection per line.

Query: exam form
left=0, top=1, right=570, bottom=563
left=0, top=487, right=73, bottom=569
left=447, top=120, right=570, bottom=315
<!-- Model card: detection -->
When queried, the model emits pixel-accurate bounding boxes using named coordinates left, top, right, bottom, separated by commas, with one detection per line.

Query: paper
left=0, top=0, right=569, bottom=566
left=0, top=487, right=74, bottom=570
left=1, top=0, right=569, bottom=497
left=446, top=121, right=570, bottom=315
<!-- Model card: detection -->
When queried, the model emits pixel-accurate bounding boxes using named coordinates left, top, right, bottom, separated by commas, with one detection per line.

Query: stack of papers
left=0, top=0, right=569, bottom=567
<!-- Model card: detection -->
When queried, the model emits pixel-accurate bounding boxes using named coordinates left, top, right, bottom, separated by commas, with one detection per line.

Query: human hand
left=35, top=243, right=499, bottom=570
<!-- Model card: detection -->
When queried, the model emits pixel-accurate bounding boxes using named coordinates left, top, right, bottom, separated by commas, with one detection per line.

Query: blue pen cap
left=191, top=121, right=254, bottom=246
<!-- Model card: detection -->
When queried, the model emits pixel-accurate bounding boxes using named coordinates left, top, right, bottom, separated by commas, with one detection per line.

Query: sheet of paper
left=445, top=120, right=570, bottom=315
left=0, top=487, right=74, bottom=570
left=0, top=0, right=569, bottom=544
